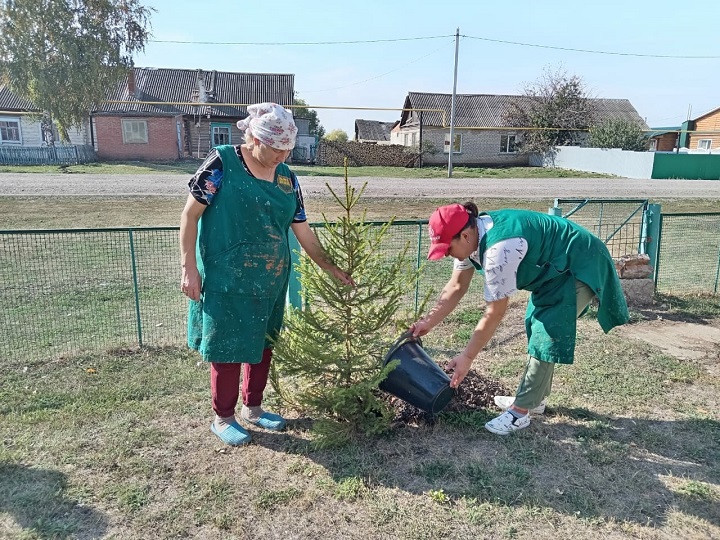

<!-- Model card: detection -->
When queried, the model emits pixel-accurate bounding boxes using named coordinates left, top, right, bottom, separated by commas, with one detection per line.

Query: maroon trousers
left=210, top=348, right=273, bottom=418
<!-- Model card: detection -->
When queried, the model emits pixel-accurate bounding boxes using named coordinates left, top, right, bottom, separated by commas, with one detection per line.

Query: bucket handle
left=384, top=329, right=422, bottom=367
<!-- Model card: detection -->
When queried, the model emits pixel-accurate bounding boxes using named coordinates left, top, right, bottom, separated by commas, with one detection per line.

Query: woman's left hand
left=447, top=352, right=474, bottom=388
left=328, top=266, right=356, bottom=287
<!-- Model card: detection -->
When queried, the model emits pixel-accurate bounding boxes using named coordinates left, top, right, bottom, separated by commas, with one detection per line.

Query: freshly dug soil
left=386, top=364, right=512, bottom=425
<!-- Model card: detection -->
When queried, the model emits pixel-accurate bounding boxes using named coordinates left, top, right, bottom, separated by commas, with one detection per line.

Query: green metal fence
left=0, top=223, right=486, bottom=362
left=3, top=211, right=718, bottom=362
left=655, top=213, right=720, bottom=294
left=553, top=199, right=652, bottom=259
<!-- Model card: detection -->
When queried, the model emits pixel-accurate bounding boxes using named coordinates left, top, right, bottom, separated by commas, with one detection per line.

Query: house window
left=403, top=133, right=409, bottom=146
left=411, top=132, right=417, bottom=147
left=697, top=139, right=712, bottom=150
left=122, top=119, right=148, bottom=144
left=0, top=118, right=21, bottom=144
left=444, top=133, right=462, bottom=154
left=649, top=139, right=658, bottom=151
left=500, top=134, right=517, bottom=153
left=211, top=123, right=232, bottom=147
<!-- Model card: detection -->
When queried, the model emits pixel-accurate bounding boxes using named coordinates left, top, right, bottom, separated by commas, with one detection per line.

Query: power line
left=148, top=33, right=720, bottom=58
left=297, top=41, right=454, bottom=94
left=462, top=34, right=720, bottom=59
left=148, top=35, right=453, bottom=46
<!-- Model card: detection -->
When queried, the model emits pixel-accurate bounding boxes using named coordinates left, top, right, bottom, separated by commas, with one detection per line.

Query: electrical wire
left=148, top=35, right=453, bottom=46
left=296, top=41, right=454, bottom=93
left=462, top=34, right=720, bottom=59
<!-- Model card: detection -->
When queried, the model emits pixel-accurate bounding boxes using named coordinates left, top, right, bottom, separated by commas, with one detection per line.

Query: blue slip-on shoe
left=241, top=412, right=286, bottom=431
left=210, top=420, right=252, bottom=446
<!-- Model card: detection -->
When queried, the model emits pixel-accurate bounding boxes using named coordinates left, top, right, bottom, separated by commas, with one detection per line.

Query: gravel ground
left=2, top=173, right=720, bottom=198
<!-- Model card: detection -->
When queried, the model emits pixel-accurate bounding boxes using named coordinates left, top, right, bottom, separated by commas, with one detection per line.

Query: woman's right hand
left=181, top=266, right=202, bottom=301
left=410, top=318, right=433, bottom=338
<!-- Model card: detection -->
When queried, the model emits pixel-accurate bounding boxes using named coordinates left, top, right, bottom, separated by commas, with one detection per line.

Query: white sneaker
left=485, top=410, right=531, bottom=435
left=493, top=395, right=546, bottom=415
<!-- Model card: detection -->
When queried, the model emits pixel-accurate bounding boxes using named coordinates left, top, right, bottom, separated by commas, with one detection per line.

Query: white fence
left=530, top=146, right=655, bottom=178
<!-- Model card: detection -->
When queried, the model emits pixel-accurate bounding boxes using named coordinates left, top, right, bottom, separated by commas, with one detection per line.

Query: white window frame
left=122, top=119, right=149, bottom=144
left=211, top=123, right=232, bottom=147
left=403, top=133, right=409, bottom=146
left=500, top=134, right=517, bottom=153
left=444, top=133, right=462, bottom=154
left=697, top=139, right=712, bottom=150
left=0, top=117, right=22, bottom=144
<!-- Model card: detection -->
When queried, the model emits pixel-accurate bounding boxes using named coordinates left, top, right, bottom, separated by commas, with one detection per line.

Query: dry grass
left=1, top=195, right=719, bottom=539
left=0, top=196, right=718, bottom=230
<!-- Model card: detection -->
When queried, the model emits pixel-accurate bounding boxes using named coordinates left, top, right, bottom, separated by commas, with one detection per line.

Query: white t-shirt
left=453, top=215, right=528, bottom=302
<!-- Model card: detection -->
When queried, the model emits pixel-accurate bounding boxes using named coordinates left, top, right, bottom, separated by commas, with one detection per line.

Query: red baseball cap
left=427, top=204, right=470, bottom=260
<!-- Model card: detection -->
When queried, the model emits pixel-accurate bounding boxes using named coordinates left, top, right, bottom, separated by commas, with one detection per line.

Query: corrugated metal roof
left=401, top=92, right=648, bottom=129
left=0, top=85, right=36, bottom=111
left=2, top=68, right=295, bottom=117
left=96, top=67, right=294, bottom=116
left=354, top=119, right=395, bottom=141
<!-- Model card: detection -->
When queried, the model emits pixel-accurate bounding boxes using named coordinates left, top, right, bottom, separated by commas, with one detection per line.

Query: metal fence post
left=644, top=204, right=662, bottom=281
left=128, top=229, right=143, bottom=346
left=415, top=222, right=423, bottom=313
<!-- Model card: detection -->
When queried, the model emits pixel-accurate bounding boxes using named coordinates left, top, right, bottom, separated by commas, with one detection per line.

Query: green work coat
left=187, top=145, right=298, bottom=363
left=473, top=209, right=629, bottom=364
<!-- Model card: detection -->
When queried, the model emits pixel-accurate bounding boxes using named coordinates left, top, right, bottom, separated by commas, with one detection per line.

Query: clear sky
left=136, top=0, right=720, bottom=137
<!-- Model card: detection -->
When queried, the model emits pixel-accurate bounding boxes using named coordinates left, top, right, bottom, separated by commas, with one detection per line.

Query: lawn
left=0, top=160, right=612, bottom=179
left=0, top=184, right=719, bottom=539
left=1, top=300, right=718, bottom=539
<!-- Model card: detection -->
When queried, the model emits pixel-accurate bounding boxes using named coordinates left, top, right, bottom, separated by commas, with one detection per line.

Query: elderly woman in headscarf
left=180, top=103, right=354, bottom=446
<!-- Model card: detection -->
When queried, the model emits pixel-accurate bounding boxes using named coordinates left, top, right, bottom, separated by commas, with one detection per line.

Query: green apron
left=187, top=145, right=298, bottom=363
left=473, top=210, right=629, bottom=364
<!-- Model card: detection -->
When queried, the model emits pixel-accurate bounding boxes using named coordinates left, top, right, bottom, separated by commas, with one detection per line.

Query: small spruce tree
left=271, top=168, right=426, bottom=447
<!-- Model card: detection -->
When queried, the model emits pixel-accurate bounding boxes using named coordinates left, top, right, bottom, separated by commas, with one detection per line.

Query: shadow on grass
left=0, top=463, right=108, bottom=539
left=253, top=408, right=720, bottom=530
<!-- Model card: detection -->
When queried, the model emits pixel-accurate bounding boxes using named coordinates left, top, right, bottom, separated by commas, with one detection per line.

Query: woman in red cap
left=412, top=202, right=628, bottom=435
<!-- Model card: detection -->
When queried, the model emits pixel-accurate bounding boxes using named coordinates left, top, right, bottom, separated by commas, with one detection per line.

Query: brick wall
left=418, top=128, right=529, bottom=166
left=95, top=115, right=182, bottom=160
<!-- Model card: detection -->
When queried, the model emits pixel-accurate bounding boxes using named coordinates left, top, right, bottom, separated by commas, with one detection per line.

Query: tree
left=270, top=172, right=426, bottom=448
left=504, top=66, right=597, bottom=154
left=589, top=119, right=649, bottom=152
left=0, top=0, right=152, bottom=141
left=324, top=129, right=349, bottom=143
left=293, top=97, right=325, bottom=139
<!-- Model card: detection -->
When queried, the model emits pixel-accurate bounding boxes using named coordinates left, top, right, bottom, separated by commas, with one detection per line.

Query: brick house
left=391, top=92, right=648, bottom=166
left=93, top=67, right=294, bottom=161
left=647, top=127, right=680, bottom=152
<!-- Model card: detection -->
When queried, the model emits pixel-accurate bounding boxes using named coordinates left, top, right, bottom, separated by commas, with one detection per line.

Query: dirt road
left=1, top=173, right=720, bottom=198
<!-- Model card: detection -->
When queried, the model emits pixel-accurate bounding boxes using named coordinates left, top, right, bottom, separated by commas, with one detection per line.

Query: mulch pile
left=384, top=362, right=512, bottom=425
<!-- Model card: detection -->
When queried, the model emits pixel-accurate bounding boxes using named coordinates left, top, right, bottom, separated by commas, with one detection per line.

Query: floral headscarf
left=236, top=102, right=297, bottom=150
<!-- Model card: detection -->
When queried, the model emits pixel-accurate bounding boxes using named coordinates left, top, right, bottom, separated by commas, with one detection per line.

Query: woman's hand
left=447, top=352, right=474, bottom=388
left=327, top=265, right=356, bottom=287
left=181, top=266, right=202, bottom=301
left=410, top=318, right=433, bottom=338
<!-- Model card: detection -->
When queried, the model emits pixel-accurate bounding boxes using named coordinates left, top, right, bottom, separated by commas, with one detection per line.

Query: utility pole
left=447, top=27, right=460, bottom=178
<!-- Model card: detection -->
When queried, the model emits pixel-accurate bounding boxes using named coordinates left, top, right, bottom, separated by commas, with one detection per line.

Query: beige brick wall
left=393, top=127, right=529, bottom=166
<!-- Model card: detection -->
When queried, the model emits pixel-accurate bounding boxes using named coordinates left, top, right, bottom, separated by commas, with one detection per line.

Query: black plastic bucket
left=379, top=332, right=454, bottom=414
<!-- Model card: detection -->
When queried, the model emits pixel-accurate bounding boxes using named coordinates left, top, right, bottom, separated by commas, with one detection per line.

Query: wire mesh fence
left=655, top=213, right=720, bottom=295
left=555, top=199, right=649, bottom=258
left=0, top=223, right=487, bottom=363
left=2, top=210, right=718, bottom=362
